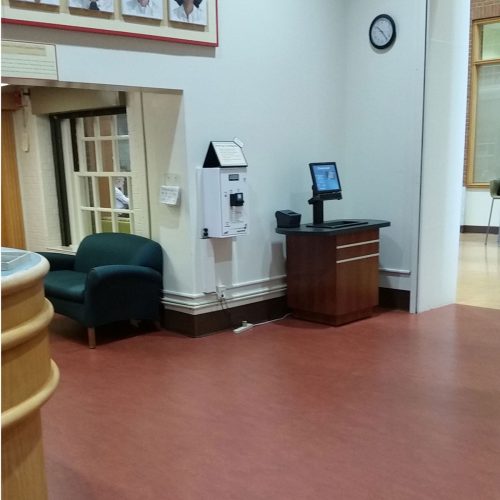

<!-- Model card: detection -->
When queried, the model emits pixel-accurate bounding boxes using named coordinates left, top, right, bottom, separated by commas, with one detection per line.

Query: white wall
left=14, top=100, right=61, bottom=251
left=343, top=0, right=470, bottom=313
left=3, top=1, right=347, bottom=314
left=343, top=1, right=427, bottom=295
left=464, top=188, right=500, bottom=227
left=3, top=0, right=471, bottom=315
left=417, top=0, right=470, bottom=311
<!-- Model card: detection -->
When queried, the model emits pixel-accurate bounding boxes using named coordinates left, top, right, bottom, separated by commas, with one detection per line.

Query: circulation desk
left=276, top=220, right=390, bottom=326
left=2, top=249, right=60, bottom=500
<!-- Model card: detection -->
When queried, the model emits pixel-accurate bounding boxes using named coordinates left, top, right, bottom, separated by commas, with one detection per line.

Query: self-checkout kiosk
left=202, top=141, right=248, bottom=238
left=275, top=161, right=390, bottom=327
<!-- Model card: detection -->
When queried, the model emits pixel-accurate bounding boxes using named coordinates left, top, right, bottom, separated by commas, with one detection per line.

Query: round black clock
left=369, top=14, right=396, bottom=50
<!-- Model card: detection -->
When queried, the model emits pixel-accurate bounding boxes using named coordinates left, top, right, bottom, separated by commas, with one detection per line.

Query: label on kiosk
left=203, top=141, right=248, bottom=168
left=202, top=141, right=248, bottom=238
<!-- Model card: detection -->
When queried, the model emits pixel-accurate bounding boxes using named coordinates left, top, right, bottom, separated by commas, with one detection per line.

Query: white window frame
left=60, top=109, right=150, bottom=245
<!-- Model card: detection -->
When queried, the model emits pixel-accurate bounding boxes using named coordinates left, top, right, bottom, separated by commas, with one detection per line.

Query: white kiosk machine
left=202, top=141, right=248, bottom=238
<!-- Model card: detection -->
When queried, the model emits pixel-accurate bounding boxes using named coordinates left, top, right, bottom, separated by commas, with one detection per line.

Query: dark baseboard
left=163, top=287, right=410, bottom=337
left=461, top=225, right=499, bottom=234
left=163, top=296, right=289, bottom=337
left=379, top=287, right=410, bottom=311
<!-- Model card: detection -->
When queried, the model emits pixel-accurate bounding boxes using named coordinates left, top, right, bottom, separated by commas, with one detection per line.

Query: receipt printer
left=275, top=210, right=301, bottom=228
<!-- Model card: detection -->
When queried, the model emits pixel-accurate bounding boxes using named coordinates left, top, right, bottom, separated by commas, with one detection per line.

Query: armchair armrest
left=83, top=265, right=163, bottom=326
left=86, top=265, right=162, bottom=292
left=39, top=252, right=76, bottom=271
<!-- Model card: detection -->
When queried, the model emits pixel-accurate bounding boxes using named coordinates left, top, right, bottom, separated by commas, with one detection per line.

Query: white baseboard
left=161, top=275, right=287, bottom=315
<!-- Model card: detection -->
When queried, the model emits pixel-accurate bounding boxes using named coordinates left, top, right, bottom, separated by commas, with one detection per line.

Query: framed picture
left=2, top=0, right=217, bottom=46
left=121, top=0, right=163, bottom=20
left=15, top=0, right=60, bottom=4
left=168, top=0, right=207, bottom=26
left=68, top=0, right=114, bottom=13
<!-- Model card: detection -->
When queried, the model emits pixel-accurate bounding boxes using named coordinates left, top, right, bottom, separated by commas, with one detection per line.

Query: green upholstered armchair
left=40, top=233, right=163, bottom=348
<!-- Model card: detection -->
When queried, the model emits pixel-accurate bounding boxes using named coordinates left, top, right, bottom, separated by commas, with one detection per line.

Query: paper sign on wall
left=203, top=141, right=248, bottom=168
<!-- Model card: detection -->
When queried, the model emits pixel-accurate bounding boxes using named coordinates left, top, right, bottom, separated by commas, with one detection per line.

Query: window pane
left=98, top=177, right=112, bottom=209
left=85, top=142, right=97, bottom=172
left=98, top=213, right=131, bottom=233
left=473, top=64, right=500, bottom=183
left=117, top=138, right=131, bottom=172
left=101, top=140, right=115, bottom=172
left=481, top=22, right=500, bottom=60
left=116, top=114, right=128, bottom=135
left=100, top=212, right=114, bottom=233
left=81, top=210, right=96, bottom=236
left=78, top=177, right=94, bottom=207
left=99, top=116, right=113, bottom=137
left=117, top=214, right=132, bottom=234
left=114, top=177, right=130, bottom=210
left=83, top=117, right=95, bottom=138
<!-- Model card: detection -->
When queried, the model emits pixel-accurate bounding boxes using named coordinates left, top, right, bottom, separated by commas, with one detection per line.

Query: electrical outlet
left=215, top=285, right=226, bottom=300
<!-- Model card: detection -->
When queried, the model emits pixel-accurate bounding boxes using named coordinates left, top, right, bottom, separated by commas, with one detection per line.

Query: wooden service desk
left=276, top=220, right=390, bottom=326
left=1, top=249, right=60, bottom=500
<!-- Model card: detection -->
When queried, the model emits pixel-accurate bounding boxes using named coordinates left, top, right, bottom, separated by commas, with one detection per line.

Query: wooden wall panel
left=1, top=111, right=26, bottom=250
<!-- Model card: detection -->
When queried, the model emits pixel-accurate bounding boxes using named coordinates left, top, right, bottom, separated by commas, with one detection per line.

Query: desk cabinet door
left=335, top=255, right=379, bottom=315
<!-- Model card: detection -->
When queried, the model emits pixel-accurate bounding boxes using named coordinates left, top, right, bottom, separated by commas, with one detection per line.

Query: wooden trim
left=1, top=111, right=26, bottom=249
left=475, top=58, right=500, bottom=66
left=467, top=22, right=480, bottom=186
left=466, top=18, right=500, bottom=187
left=472, top=21, right=481, bottom=63
left=1, top=90, right=23, bottom=111
left=2, top=361, right=60, bottom=430
left=336, top=253, right=379, bottom=264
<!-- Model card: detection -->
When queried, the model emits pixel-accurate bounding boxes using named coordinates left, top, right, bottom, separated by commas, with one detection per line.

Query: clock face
left=370, top=15, right=396, bottom=49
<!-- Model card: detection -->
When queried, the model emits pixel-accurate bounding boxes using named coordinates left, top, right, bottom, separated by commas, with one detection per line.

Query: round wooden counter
left=2, top=249, right=60, bottom=500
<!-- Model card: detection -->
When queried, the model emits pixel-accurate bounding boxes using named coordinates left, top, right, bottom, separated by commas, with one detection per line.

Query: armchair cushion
left=44, top=270, right=86, bottom=302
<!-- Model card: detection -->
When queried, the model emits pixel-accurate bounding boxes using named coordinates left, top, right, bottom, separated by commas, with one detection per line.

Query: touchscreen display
left=310, top=163, right=341, bottom=193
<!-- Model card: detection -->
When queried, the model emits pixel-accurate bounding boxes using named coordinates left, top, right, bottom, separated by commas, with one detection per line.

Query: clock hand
left=376, top=26, right=388, bottom=41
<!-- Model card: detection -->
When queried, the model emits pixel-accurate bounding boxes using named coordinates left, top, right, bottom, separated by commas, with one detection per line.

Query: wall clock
left=369, top=14, right=396, bottom=50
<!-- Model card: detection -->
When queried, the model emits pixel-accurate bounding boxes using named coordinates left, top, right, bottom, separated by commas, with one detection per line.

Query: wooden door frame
left=1, top=104, right=26, bottom=250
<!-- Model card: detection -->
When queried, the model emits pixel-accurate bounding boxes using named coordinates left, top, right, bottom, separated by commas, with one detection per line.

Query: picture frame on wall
left=121, top=0, right=164, bottom=20
left=2, top=0, right=217, bottom=46
left=168, top=0, right=207, bottom=26
left=15, top=0, right=60, bottom=5
left=68, top=0, right=114, bottom=13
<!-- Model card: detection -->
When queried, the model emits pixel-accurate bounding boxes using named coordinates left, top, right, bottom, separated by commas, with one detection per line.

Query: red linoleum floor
left=43, top=305, right=500, bottom=500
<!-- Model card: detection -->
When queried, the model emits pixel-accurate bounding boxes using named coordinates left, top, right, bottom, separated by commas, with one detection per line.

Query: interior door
left=1, top=107, right=26, bottom=250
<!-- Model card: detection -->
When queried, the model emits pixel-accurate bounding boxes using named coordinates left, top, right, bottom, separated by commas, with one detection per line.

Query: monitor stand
left=309, top=197, right=324, bottom=225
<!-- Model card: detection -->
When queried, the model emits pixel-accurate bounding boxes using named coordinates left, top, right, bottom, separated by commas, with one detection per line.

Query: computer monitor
left=307, top=162, right=343, bottom=226
left=309, top=162, right=342, bottom=198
